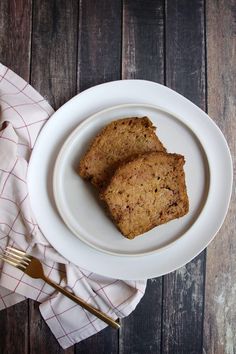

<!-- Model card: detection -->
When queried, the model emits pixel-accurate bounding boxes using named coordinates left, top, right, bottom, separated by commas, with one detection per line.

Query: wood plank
left=122, top=0, right=164, bottom=82
left=77, top=0, right=122, bottom=92
left=165, top=0, right=206, bottom=108
left=31, top=0, right=78, bottom=109
left=0, top=0, right=32, bottom=80
left=76, top=327, right=118, bottom=354
left=75, top=0, right=121, bottom=352
left=0, top=302, right=28, bottom=354
left=29, top=1, right=78, bottom=353
left=0, top=1, right=32, bottom=353
left=120, top=1, right=164, bottom=353
left=119, top=278, right=162, bottom=354
left=162, top=1, right=206, bottom=353
left=203, top=0, right=236, bottom=352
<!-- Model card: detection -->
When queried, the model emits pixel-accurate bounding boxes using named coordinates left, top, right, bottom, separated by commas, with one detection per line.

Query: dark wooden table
left=0, top=1, right=235, bottom=353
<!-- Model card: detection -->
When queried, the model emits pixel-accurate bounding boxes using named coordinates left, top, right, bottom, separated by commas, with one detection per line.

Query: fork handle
left=42, top=276, right=120, bottom=329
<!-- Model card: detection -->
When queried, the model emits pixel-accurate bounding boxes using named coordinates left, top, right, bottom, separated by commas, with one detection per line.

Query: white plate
left=53, top=103, right=208, bottom=256
left=28, top=80, right=233, bottom=280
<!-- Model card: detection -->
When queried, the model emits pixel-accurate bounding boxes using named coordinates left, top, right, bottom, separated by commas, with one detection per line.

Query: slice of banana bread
left=79, top=117, right=166, bottom=189
left=100, top=152, right=189, bottom=239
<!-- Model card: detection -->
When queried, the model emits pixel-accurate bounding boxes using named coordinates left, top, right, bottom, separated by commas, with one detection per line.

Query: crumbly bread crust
left=79, top=117, right=166, bottom=189
left=100, top=152, right=189, bottom=239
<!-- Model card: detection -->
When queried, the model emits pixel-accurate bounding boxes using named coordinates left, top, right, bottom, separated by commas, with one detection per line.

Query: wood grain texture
left=163, top=1, right=206, bottom=353
left=29, top=300, right=73, bottom=354
left=31, top=0, right=78, bottom=109
left=122, top=0, right=164, bottom=82
left=121, top=1, right=164, bottom=353
left=29, top=1, right=78, bottom=352
left=76, top=327, right=118, bottom=354
left=77, top=0, right=122, bottom=92
left=75, top=0, right=121, bottom=352
left=0, top=1, right=235, bottom=353
left=0, top=1, right=32, bottom=353
left=0, top=302, right=28, bottom=354
left=165, top=0, right=206, bottom=108
left=0, top=0, right=32, bottom=80
left=119, top=278, right=162, bottom=354
left=203, top=1, right=236, bottom=353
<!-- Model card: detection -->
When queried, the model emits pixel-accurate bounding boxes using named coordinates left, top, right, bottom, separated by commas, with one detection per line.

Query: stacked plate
left=28, top=80, right=232, bottom=280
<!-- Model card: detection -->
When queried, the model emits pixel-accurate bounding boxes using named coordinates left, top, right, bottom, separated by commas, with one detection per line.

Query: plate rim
left=53, top=102, right=210, bottom=257
left=28, top=79, right=233, bottom=279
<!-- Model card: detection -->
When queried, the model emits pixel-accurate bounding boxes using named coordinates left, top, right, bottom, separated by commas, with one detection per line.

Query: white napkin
left=0, top=63, right=146, bottom=349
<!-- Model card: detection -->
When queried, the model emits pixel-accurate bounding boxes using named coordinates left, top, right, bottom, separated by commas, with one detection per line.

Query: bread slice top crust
left=79, top=117, right=166, bottom=189
left=101, top=152, right=189, bottom=239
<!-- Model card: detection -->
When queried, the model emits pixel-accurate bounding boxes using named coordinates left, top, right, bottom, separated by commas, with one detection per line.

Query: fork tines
left=0, top=246, right=31, bottom=270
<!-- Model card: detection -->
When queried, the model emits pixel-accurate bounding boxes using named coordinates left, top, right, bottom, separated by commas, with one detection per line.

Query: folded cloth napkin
left=0, top=63, right=146, bottom=348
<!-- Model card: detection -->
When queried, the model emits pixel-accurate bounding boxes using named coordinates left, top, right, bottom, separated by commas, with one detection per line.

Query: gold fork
left=0, top=246, right=120, bottom=329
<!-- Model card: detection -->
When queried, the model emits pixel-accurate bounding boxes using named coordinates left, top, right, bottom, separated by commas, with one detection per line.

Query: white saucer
left=28, top=80, right=232, bottom=280
left=53, top=103, right=208, bottom=256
